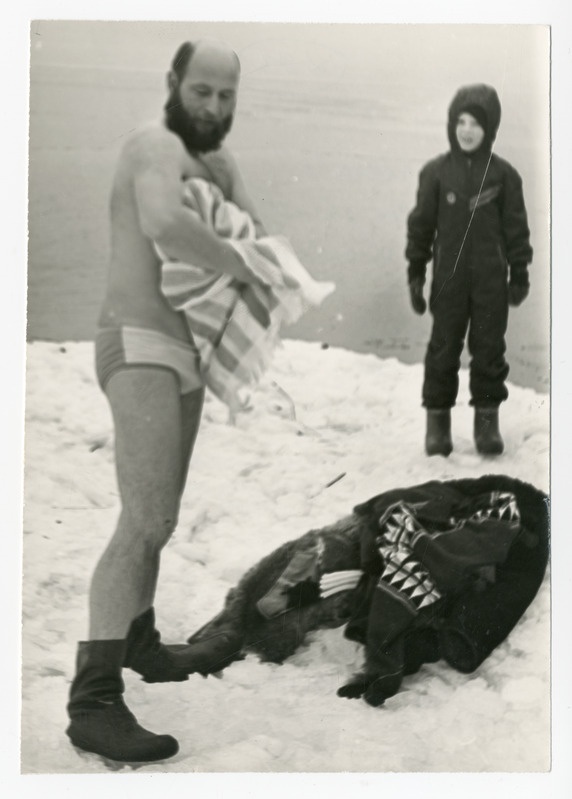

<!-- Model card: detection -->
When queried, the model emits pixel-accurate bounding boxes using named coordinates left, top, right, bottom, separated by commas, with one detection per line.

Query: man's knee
left=121, top=500, right=181, bottom=549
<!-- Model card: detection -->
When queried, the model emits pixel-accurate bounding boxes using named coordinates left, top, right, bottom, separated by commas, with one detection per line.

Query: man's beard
left=164, top=89, right=233, bottom=155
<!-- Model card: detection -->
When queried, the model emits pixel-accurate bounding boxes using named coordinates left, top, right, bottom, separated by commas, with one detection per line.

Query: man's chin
left=190, top=134, right=227, bottom=154
left=167, top=118, right=230, bottom=155
left=168, top=125, right=225, bottom=154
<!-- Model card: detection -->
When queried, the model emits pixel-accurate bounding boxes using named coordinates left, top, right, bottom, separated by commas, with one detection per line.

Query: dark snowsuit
left=406, top=84, right=533, bottom=409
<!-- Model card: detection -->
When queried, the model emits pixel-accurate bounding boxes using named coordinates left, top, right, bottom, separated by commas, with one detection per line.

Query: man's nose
left=204, top=94, right=221, bottom=117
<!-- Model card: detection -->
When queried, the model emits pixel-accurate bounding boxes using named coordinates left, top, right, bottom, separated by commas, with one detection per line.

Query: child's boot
left=425, top=409, right=453, bottom=457
left=66, top=639, right=179, bottom=762
left=474, top=406, right=504, bottom=455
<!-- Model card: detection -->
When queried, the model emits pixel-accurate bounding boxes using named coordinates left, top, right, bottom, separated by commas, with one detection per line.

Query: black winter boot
left=474, top=406, right=504, bottom=455
left=66, top=640, right=179, bottom=763
left=125, top=607, right=242, bottom=681
left=124, top=608, right=192, bottom=683
left=425, top=409, right=453, bottom=457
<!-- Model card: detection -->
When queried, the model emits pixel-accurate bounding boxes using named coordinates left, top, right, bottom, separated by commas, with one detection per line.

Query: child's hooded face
left=455, top=112, right=485, bottom=154
left=447, top=85, right=501, bottom=155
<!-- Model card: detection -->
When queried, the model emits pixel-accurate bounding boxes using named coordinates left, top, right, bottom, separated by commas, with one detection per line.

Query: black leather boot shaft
left=67, top=639, right=126, bottom=712
left=124, top=608, right=190, bottom=683
left=125, top=607, right=243, bottom=680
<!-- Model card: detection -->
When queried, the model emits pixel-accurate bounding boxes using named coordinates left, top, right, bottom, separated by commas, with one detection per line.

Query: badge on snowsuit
left=446, top=191, right=456, bottom=204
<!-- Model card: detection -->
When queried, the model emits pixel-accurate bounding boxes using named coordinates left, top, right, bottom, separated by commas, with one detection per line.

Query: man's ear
left=166, top=71, right=177, bottom=92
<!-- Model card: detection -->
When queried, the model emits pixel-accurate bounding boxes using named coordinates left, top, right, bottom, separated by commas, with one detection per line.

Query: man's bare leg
left=127, top=385, right=205, bottom=614
left=178, top=387, right=205, bottom=496
left=67, top=367, right=199, bottom=761
left=88, top=368, right=201, bottom=639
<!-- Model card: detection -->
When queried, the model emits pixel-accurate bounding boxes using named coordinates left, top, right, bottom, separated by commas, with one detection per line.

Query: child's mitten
left=409, top=276, right=427, bottom=315
left=508, top=264, right=530, bottom=307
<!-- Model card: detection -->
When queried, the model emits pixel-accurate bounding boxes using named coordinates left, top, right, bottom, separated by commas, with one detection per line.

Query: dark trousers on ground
left=422, top=258, right=509, bottom=409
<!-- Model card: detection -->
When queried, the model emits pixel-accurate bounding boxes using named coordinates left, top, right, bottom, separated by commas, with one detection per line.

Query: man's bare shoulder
left=119, top=121, right=186, bottom=173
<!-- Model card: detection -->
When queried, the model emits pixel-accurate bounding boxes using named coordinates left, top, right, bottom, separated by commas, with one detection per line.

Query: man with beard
left=65, top=39, right=263, bottom=764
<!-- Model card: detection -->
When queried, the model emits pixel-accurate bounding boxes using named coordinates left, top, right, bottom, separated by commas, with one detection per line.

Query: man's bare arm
left=128, top=130, right=253, bottom=280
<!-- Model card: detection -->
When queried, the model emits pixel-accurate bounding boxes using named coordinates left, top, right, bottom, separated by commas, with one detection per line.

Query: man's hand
left=409, top=277, right=427, bottom=315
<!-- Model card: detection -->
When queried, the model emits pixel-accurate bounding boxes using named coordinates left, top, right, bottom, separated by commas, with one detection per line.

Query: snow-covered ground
left=20, top=339, right=551, bottom=780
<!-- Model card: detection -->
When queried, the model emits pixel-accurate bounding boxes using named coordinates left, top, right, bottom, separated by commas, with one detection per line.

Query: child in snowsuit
left=405, top=84, right=533, bottom=456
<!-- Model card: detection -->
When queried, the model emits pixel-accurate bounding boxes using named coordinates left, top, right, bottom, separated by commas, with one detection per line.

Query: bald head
left=170, top=39, right=240, bottom=83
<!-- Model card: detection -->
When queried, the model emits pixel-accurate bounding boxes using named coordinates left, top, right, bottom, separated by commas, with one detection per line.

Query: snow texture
left=22, top=340, right=550, bottom=775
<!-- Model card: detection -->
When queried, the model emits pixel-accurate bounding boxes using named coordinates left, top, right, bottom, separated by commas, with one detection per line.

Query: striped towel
left=159, top=178, right=335, bottom=411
